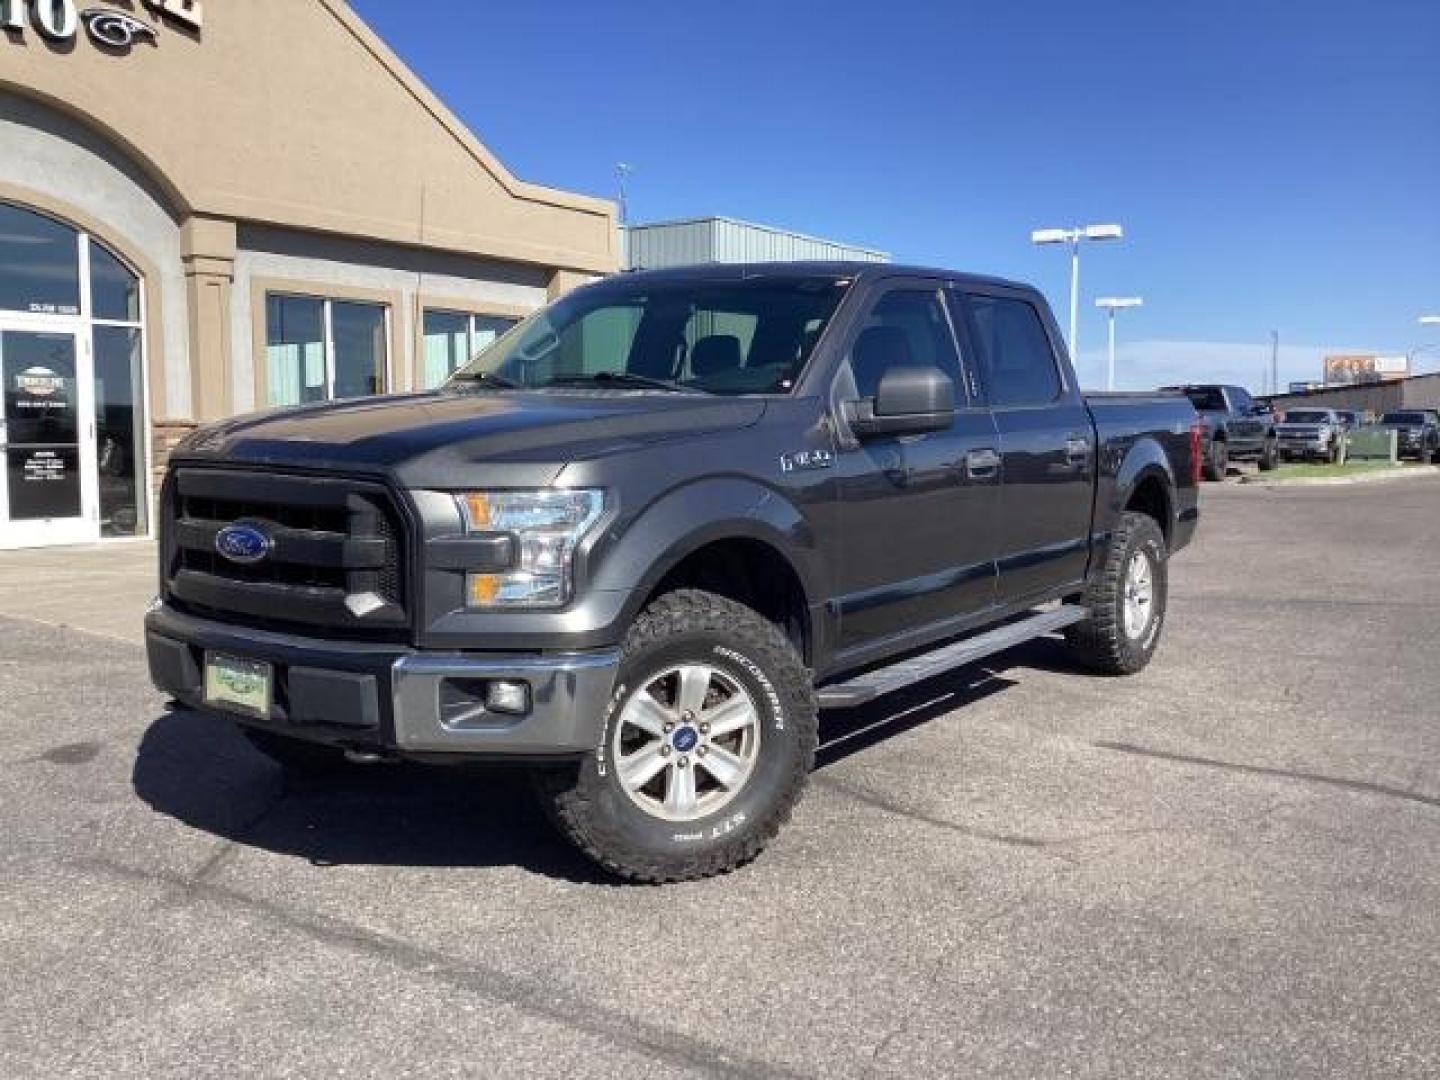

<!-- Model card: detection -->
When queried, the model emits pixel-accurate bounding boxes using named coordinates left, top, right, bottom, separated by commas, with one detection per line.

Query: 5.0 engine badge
left=780, top=449, right=834, bottom=474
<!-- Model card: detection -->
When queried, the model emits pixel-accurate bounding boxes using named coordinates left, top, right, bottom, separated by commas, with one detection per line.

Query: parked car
left=1163, top=383, right=1277, bottom=479
left=1378, top=410, right=1440, bottom=462
left=145, top=262, right=1201, bottom=882
left=1274, top=408, right=1344, bottom=463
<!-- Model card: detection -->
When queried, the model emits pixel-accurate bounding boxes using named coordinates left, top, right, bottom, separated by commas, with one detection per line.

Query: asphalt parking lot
left=2, top=475, right=1438, bottom=1078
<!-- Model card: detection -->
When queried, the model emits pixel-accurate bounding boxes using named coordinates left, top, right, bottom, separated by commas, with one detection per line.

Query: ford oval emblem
left=215, top=523, right=273, bottom=565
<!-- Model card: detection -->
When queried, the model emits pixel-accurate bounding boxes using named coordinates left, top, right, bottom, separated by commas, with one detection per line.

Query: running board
left=816, top=605, right=1088, bottom=709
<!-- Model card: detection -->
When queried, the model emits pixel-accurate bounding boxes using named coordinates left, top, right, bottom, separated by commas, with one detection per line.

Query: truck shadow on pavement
left=132, top=637, right=1065, bottom=881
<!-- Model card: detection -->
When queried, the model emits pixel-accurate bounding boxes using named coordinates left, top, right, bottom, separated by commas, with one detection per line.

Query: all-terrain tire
left=1258, top=437, right=1278, bottom=472
left=1065, top=511, right=1168, bottom=676
left=533, top=589, right=818, bottom=884
left=1203, top=439, right=1228, bottom=481
left=242, top=727, right=349, bottom=774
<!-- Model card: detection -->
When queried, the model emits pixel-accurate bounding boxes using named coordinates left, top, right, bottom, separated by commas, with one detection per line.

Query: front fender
left=589, top=476, right=824, bottom=625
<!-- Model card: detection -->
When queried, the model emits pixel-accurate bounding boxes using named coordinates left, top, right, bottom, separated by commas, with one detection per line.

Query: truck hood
left=172, top=389, right=769, bottom=485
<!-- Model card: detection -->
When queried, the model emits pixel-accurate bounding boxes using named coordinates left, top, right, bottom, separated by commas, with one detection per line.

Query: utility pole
left=1271, top=330, right=1280, bottom=395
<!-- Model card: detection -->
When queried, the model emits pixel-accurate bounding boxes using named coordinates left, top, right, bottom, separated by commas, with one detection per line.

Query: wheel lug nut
left=697, top=746, right=708, bottom=757
left=660, top=745, right=672, bottom=757
left=663, top=722, right=675, bottom=734
left=698, top=723, right=710, bottom=735
left=677, top=756, right=689, bottom=768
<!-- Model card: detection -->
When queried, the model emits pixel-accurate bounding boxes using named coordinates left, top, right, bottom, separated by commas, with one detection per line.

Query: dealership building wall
left=0, top=0, right=617, bottom=549
left=1266, top=372, right=1440, bottom=416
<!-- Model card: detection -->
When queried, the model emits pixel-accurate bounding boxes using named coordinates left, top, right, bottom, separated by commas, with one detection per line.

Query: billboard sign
left=1323, top=354, right=1409, bottom=386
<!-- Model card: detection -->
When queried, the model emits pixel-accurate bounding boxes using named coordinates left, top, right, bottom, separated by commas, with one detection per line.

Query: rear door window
left=963, top=294, right=1063, bottom=407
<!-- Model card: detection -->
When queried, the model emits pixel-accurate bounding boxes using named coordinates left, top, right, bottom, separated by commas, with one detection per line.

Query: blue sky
left=353, top=0, right=1440, bottom=391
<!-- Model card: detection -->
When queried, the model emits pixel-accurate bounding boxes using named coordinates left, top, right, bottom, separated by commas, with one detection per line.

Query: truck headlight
left=456, top=489, right=605, bottom=608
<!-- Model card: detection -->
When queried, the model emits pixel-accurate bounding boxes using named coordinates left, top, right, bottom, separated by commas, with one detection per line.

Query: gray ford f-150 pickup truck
left=146, top=263, right=1200, bottom=882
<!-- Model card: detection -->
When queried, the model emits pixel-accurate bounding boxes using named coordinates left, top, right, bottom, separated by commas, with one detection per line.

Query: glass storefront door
left=0, top=323, right=99, bottom=548
left=0, top=200, right=149, bottom=548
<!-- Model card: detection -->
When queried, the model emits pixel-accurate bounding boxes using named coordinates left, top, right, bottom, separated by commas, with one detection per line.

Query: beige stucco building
left=0, top=0, right=617, bottom=548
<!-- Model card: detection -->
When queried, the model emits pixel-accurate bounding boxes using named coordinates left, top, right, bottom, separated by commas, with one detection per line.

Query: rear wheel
left=1066, top=511, right=1168, bottom=676
left=1203, top=439, right=1229, bottom=481
left=534, top=590, right=818, bottom=883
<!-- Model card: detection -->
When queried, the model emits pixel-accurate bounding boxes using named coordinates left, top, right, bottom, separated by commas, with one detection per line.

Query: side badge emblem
left=780, top=449, right=835, bottom=474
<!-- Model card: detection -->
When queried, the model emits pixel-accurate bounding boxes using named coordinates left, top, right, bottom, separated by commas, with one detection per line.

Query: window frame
left=951, top=285, right=1072, bottom=411
left=417, top=299, right=531, bottom=389
left=253, top=281, right=398, bottom=408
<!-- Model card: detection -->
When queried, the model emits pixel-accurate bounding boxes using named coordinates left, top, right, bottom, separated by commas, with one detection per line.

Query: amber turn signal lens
left=467, top=574, right=502, bottom=606
left=461, top=493, right=492, bottom=530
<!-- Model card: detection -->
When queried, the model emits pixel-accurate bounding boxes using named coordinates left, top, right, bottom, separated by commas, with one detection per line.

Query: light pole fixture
left=1095, top=296, right=1144, bottom=391
left=1032, top=223, right=1125, bottom=361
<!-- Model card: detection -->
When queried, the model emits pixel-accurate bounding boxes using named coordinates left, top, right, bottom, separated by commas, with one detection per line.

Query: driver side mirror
left=848, top=365, right=956, bottom=438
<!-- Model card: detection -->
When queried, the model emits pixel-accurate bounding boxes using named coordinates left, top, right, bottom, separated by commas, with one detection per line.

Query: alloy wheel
left=611, top=663, right=762, bottom=822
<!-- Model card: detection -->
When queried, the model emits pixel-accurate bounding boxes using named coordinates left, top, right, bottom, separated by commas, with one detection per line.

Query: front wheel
left=1066, top=512, right=1169, bottom=676
left=1258, top=437, right=1278, bottom=472
left=534, top=590, right=818, bottom=883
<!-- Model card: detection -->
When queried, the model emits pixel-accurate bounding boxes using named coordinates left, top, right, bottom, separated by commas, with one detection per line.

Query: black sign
left=6, top=446, right=81, bottom=521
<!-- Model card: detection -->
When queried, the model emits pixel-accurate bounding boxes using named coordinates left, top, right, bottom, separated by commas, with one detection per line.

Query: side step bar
left=816, top=605, right=1088, bottom=709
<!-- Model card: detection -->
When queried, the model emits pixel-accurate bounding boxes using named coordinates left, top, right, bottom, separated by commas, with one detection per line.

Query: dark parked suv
left=1378, top=410, right=1440, bottom=462
left=1164, top=384, right=1278, bottom=479
left=146, top=263, right=1200, bottom=881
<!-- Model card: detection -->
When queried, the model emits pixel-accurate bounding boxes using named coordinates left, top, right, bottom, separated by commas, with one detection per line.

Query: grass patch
left=1266, top=460, right=1422, bottom=479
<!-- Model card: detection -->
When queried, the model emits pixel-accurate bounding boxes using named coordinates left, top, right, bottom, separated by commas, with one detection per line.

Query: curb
left=1239, top=465, right=1440, bottom=488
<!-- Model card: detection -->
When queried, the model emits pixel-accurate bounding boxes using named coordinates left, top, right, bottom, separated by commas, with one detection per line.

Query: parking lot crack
left=1094, top=742, right=1440, bottom=810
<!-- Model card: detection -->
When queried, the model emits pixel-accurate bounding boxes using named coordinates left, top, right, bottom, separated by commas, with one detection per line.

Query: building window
left=0, top=202, right=81, bottom=316
left=265, top=294, right=389, bottom=407
left=421, top=309, right=518, bottom=388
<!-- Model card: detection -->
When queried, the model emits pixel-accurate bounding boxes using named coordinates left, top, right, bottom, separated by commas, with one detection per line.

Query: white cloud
left=1071, top=339, right=1386, bottom=394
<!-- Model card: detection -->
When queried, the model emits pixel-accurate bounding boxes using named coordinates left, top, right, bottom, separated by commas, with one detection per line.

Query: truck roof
left=612, top=261, right=1031, bottom=293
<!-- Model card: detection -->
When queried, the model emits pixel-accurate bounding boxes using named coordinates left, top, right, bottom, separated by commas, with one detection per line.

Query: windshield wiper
left=544, top=371, right=704, bottom=394
left=449, top=370, right=519, bottom=389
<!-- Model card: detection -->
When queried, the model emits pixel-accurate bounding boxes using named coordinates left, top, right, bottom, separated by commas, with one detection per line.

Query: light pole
left=1095, top=297, right=1144, bottom=391
left=615, top=162, right=634, bottom=226
left=1032, top=223, right=1124, bottom=361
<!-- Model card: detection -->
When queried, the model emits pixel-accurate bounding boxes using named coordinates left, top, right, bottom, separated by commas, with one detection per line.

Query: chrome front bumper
left=145, top=602, right=620, bottom=758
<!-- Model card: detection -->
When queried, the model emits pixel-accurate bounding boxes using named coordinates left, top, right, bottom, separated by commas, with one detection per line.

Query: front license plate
left=204, top=653, right=273, bottom=719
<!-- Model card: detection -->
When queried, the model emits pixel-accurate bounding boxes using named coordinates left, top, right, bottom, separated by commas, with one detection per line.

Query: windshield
left=1382, top=412, right=1426, bottom=424
left=449, top=276, right=852, bottom=396
left=1177, top=387, right=1227, bottom=411
left=1284, top=410, right=1331, bottom=423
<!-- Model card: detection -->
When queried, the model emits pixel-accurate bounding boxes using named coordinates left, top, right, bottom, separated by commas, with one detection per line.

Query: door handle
left=1064, top=435, right=1091, bottom=467
left=966, top=448, right=1002, bottom=479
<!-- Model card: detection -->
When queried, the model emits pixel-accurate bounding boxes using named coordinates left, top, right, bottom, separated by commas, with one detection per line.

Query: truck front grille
left=163, top=468, right=410, bottom=640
